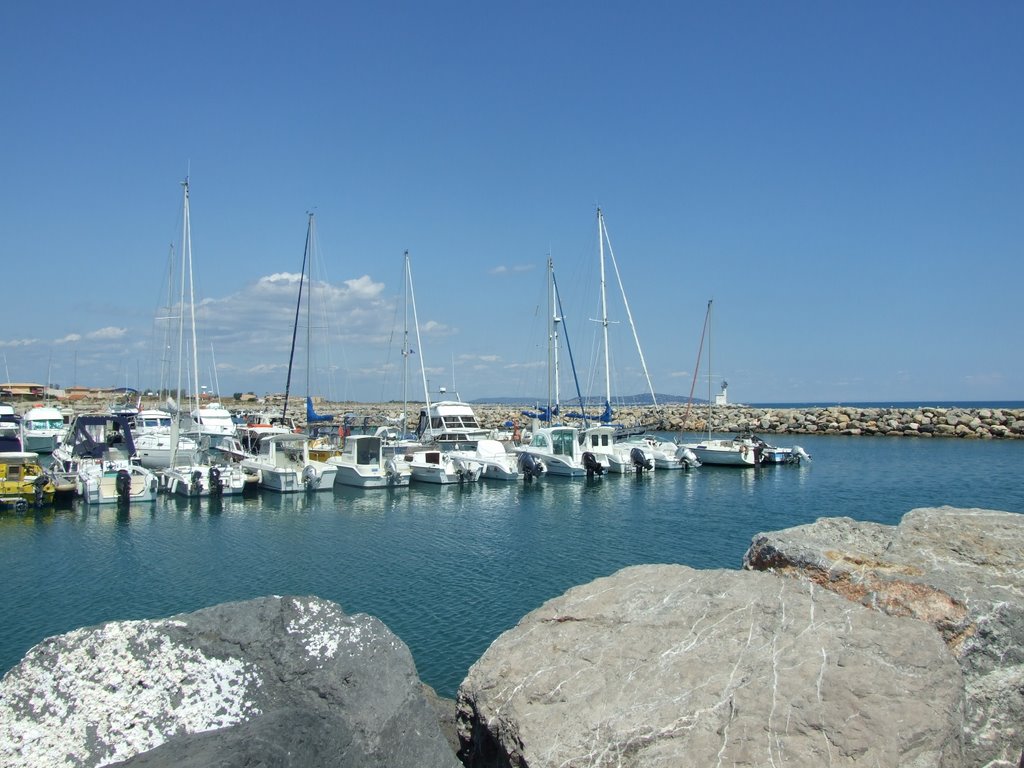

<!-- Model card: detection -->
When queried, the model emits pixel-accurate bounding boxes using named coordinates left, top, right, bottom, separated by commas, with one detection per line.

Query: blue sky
left=2, top=2, right=1021, bottom=404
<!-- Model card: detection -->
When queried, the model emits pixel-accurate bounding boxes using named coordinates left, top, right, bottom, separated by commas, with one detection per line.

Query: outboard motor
left=190, top=469, right=204, bottom=496
left=33, top=475, right=48, bottom=507
left=629, top=446, right=653, bottom=474
left=794, top=446, right=811, bottom=463
left=676, top=446, right=701, bottom=470
left=115, top=469, right=133, bottom=501
left=209, top=465, right=223, bottom=495
left=301, top=464, right=320, bottom=490
left=518, top=452, right=545, bottom=483
left=582, top=451, right=604, bottom=477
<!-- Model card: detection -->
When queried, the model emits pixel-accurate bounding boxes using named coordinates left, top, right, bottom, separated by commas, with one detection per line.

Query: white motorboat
left=131, top=408, right=200, bottom=470
left=329, top=434, right=411, bottom=489
left=240, top=433, right=337, bottom=492
left=516, top=425, right=603, bottom=478
left=160, top=462, right=250, bottom=497
left=182, top=401, right=239, bottom=451
left=19, top=405, right=66, bottom=453
left=50, top=413, right=158, bottom=504
left=416, top=400, right=522, bottom=480
left=581, top=424, right=654, bottom=475
left=621, top=435, right=701, bottom=470
left=405, top=448, right=482, bottom=485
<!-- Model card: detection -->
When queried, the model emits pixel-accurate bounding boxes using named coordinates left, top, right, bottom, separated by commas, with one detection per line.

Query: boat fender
left=740, top=445, right=748, bottom=457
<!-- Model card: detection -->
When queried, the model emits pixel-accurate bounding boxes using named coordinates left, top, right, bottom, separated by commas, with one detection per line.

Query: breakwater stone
left=0, top=595, right=460, bottom=768
left=744, top=506, right=1024, bottom=767
left=456, top=564, right=964, bottom=767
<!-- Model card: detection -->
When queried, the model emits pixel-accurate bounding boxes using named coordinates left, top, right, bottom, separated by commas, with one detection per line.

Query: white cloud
left=87, top=327, right=127, bottom=340
left=0, top=338, right=39, bottom=348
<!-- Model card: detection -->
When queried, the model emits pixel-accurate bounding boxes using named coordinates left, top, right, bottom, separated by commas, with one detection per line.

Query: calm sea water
left=2, top=433, right=1021, bottom=699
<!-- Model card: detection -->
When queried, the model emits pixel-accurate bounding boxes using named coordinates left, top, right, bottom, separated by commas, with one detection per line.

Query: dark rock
left=0, top=595, right=460, bottom=768
left=744, top=506, right=1024, bottom=767
left=457, top=564, right=963, bottom=767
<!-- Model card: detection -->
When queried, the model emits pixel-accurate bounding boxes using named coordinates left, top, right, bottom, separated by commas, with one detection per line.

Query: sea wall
left=472, top=404, right=1024, bottom=439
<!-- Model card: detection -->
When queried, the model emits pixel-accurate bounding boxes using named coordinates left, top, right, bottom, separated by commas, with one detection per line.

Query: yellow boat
left=0, top=452, right=56, bottom=511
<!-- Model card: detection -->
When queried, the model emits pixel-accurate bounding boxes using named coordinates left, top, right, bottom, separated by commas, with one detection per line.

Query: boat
left=131, top=408, right=200, bottom=470
left=415, top=400, right=524, bottom=481
left=0, top=452, right=55, bottom=511
left=329, top=434, right=411, bottom=489
left=513, top=258, right=599, bottom=478
left=49, top=413, right=158, bottom=503
left=581, top=423, right=654, bottom=475
left=621, top=434, right=701, bottom=470
left=676, top=301, right=758, bottom=466
left=517, top=424, right=602, bottom=478
left=399, top=251, right=483, bottom=485
left=678, top=301, right=807, bottom=467
left=240, top=433, right=337, bottom=492
left=153, top=178, right=251, bottom=497
left=404, top=447, right=482, bottom=484
left=18, top=405, right=66, bottom=454
left=0, top=403, right=22, bottom=451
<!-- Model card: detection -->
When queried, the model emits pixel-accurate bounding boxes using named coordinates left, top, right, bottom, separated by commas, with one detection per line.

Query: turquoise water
left=1, top=434, right=1021, bottom=699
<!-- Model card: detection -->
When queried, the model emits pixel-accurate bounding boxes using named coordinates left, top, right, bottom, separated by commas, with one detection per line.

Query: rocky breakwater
left=468, top=404, right=1024, bottom=439
left=0, top=595, right=459, bottom=768
left=456, top=563, right=965, bottom=767
left=744, top=506, right=1024, bottom=767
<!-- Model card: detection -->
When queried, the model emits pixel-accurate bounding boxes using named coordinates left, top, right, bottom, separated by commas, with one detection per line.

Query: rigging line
left=551, top=267, right=587, bottom=426
left=601, top=213, right=658, bottom=410
left=681, top=299, right=712, bottom=430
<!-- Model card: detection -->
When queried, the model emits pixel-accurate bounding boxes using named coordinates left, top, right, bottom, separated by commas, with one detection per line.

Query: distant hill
left=469, top=393, right=707, bottom=406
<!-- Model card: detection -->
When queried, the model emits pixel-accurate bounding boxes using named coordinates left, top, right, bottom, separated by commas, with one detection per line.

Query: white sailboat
left=399, top=252, right=482, bottom=485
left=156, top=178, right=249, bottom=496
left=581, top=208, right=655, bottom=474
left=243, top=213, right=339, bottom=492
left=515, top=257, right=600, bottom=478
left=678, top=301, right=807, bottom=467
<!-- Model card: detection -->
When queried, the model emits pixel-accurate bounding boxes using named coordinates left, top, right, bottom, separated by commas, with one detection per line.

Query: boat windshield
left=550, top=429, right=576, bottom=457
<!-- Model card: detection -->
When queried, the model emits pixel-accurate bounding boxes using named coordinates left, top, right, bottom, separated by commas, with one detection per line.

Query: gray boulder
left=744, top=506, right=1024, bottom=767
left=456, top=564, right=963, bottom=767
left=0, top=595, right=460, bottom=768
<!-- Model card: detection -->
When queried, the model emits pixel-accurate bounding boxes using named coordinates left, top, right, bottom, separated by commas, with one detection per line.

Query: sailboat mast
left=185, top=181, right=201, bottom=419
left=170, top=180, right=191, bottom=467
left=282, top=216, right=311, bottom=422
left=547, top=256, right=556, bottom=418
left=402, top=251, right=410, bottom=435
left=305, top=214, right=315, bottom=409
left=407, top=253, right=432, bottom=417
left=597, top=208, right=611, bottom=414
left=707, top=299, right=713, bottom=439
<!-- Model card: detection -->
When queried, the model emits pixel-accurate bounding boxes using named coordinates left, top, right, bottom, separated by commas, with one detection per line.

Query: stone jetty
left=262, top=399, right=1024, bottom=440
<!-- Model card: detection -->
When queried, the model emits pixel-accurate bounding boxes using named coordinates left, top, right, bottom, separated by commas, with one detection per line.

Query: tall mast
left=185, top=180, right=200, bottom=420
left=547, top=256, right=555, bottom=418
left=707, top=299, right=713, bottom=439
left=407, top=253, right=431, bottom=418
left=282, top=213, right=312, bottom=422
left=402, top=250, right=411, bottom=435
left=597, top=208, right=611, bottom=415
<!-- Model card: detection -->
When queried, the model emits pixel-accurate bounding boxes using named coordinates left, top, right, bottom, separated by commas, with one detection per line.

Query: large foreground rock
left=456, top=564, right=964, bottom=767
left=0, top=595, right=460, bottom=768
left=744, top=505, right=1024, bottom=767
